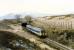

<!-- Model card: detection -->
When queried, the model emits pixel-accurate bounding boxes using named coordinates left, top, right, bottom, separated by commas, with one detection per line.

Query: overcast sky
left=0, top=0, right=74, bottom=17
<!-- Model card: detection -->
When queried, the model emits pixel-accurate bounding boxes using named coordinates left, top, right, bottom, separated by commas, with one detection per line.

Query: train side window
left=31, top=29, right=40, bottom=33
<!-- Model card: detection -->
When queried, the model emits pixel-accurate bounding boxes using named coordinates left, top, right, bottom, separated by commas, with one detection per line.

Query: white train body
left=26, top=25, right=46, bottom=37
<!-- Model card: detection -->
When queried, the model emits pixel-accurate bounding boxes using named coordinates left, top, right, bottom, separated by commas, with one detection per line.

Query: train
left=21, top=23, right=47, bottom=37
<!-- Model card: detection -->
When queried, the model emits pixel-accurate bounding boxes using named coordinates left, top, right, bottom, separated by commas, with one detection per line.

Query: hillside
left=31, top=14, right=74, bottom=48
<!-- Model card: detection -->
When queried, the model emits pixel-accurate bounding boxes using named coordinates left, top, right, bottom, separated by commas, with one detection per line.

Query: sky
left=0, top=0, right=74, bottom=18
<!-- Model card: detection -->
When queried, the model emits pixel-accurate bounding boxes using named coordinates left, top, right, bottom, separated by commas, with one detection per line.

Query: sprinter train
left=21, top=23, right=47, bottom=37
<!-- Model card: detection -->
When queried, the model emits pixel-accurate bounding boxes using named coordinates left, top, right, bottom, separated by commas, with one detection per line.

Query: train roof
left=27, top=25, right=42, bottom=31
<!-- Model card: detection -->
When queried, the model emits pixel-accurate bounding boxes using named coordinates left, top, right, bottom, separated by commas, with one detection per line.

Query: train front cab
left=41, top=30, right=47, bottom=38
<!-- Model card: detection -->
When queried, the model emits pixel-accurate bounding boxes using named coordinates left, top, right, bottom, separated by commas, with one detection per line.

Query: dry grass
left=31, top=14, right=74, bottom=43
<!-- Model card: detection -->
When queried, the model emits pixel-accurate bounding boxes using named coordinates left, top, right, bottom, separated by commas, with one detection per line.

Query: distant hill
left=0, top=13, right=21, bottom=20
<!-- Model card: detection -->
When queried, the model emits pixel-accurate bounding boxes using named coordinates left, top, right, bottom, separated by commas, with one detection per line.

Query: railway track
left=42, top=38, right=73, bottom=50
left=21, top=26, right=74, bottom=50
